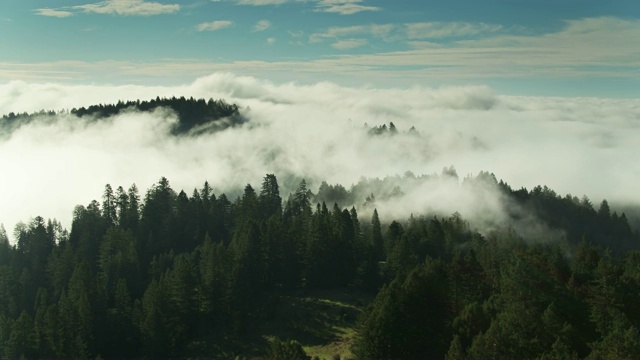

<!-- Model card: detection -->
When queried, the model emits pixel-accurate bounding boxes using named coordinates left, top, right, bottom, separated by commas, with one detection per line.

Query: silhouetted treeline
left=0, top=173, right=639, bottom=359
left=0, top=97, right=243, bottom=135
left=364, top=121, right=419, bottom=136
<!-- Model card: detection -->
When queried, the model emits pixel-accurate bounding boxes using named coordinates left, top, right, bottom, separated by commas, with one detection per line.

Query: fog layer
left=1, top=73, right=639, bottom=233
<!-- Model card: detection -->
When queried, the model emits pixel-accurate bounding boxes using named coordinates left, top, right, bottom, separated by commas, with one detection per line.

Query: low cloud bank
left=1, top=73, right=639, bottom=235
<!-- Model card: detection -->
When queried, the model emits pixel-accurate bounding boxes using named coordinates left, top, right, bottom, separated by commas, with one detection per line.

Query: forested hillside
left=0, top=96, right=243, bottom=136
left=0, top=171, right=639, bottom=359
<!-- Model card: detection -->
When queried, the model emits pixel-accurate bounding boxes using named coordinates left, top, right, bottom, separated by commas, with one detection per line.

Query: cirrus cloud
left=74, top=0, right=180, bottom=16
left=405, top=21, right=504, bottom=39
left=315, top=0, right=380, bottom=15
left=253, top=20, right=272, bottom=32
left=34, top=0, right=180, bottom=17
left=235, top=0, right=288, bottom=5
left=331, top=38, right=368, bottom=50
left=196, top=20, right=234, bottom=32
left=34, top=8, right=74, bottom=18
left=2, top=17, right=639, bottom=95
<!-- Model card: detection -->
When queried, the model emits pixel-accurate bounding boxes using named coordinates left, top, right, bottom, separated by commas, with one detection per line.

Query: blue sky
left=0, top=0, right=639, bottom=96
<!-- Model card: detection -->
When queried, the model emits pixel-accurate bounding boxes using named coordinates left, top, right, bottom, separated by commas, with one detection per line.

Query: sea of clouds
left=1, top=73, right=639, bottom=236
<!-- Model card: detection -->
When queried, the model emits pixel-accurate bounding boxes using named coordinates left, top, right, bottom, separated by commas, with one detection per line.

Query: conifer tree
left=370, top=209, right=383, bottom=260
left=259, top=174, right=282, bottom=219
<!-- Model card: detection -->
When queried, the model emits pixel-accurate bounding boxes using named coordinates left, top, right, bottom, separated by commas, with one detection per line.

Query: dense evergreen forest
left=0, top=172, right=639, bottom=359
left=1, top=98, right=640, bottom=359
left=0, top=96, right=243, bottom=136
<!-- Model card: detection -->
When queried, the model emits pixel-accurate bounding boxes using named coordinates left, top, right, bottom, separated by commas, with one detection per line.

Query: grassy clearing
left=252, top=288, right=373, bottom=359
left=303, top=326, right=357, bottom=359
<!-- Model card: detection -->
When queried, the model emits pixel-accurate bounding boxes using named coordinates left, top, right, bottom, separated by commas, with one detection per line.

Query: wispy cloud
left=35, top=0, right=180, bottom=17
left=288, top=30, right=305, bottom=46
left=74, top=0, right=180, bottom=16
left=267, top=37, right=277, bottom=45
left=82, top=26, right=100, bottom=32
left=315, top=0, right=380, bottom=15
left=196, top=20, right=233, bottom=31
left=253, top=19, right=272, bottom=32
left=34, top=8, right=74, bottom=18
left=236, top=0, right=288, bottom=5
left=407, top=41, right=443, bottom=49
left=405, top=22, right=503, bottom=39
left=310, top=24, right=395, bottom=43
left=310, top=21, right=503, bottom=45
left=2, top=18, right=638, bottom=89
left=331, top=38, right=367, bottom=50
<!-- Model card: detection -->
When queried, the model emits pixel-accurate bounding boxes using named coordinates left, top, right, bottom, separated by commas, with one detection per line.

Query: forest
left=0, top=96, right=243, bottom=136
left=1, top=99, right=639, bottom=359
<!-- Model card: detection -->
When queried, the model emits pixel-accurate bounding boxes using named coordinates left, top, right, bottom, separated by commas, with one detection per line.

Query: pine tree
left=125, top=184, right=140, bottom=231
left=259, top=174, right=282, bottom=219
left=370, top=209, right=384, bottom=261
left=5, top=311, right=36, bottom=359
left=102, top=184, right=117, bottom=227
left=0, top=225, right=10, bottom=266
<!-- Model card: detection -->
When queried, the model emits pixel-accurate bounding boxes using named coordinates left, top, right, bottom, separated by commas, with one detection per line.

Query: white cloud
left=310, top=24, right=395, bottom=43
left=34, top=8, right=74, bottom=18
left=289, top=30, right=304, bottom=38
left=405, top=21, right=503, bottom=39
left=407, top=41, right=443, bottom=49
left=267, top=37, right=277, bottom=44
left=35, top=0, right=180, bottom=17
left=196, top=20, right=233, bottom=32
left=2, top=73, right=640, bottom=239
left=309, top=21, right=502, bottom=43
left=1, top=18, right=638, bottom=86
left=253, top=19, right=272, bottom=32
left=288, top=30, right=305, bottom=45
left=309, top=21, right=500, bottom=48
left=315, top=0, right=380, bottom=15
left=331, top=38, right=367, bottom=50
left=236, top=0, right=288, bottom=5
left=73, top=0, right=180, bottom=16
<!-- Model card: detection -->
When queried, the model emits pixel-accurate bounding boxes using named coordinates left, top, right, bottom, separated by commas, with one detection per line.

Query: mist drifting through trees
left=1, top=74, right=640, bottom=359
left=1, top=74, right=640, bottom=236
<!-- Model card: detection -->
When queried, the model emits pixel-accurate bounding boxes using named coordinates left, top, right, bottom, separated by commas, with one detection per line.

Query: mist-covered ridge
left=1, top=96, right=243, bottom=136
left=1, top=73, right=640, bottom=238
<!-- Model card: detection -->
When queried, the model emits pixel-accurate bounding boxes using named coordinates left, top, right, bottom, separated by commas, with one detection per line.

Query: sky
left=1, top=1, right=640, bottom=236
left=0, top=0, right=639, bottom=96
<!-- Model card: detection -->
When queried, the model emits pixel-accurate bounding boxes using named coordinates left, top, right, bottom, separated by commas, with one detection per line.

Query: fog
left=1, top=73, right=639, bottom=236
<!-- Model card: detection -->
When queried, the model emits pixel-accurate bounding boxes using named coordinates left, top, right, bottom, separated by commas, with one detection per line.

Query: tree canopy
left=0, top=170, right=638, bottom=359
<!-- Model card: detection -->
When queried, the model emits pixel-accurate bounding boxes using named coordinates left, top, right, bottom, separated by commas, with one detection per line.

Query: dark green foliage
left=1, top=96, right=242, bottom=136
left=506, top=184, right=637, bottom=253
left=366, top=122, right=405, bottom=136
left=353, top=258, right=451, bottom=359
left=260, top=174, right=283, bottom=219
left=0, top=172, right=639, bottom=359
left=5, top=311, right=37, bottom=359
left=266, top=337, right=309, bottom=360
left=227, top=221, right=264, bottom=334
left=316, top=181, right=352, bottom=207
left=370, top=209, right=383, bottom=261
left=446, top=334, right=465, bottom=360
left=0, top=225, right=10, bottom=266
